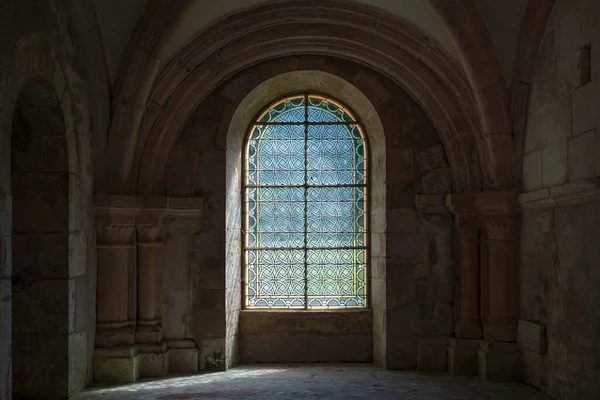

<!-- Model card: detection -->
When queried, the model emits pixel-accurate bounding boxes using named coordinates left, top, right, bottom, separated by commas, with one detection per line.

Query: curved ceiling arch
left=164, top=0, right=461, bottom=66
left=132, top=1, right=488, bottom=195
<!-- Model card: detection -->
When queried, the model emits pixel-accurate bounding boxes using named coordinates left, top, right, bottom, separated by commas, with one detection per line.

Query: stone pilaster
left=93, top=195, right=203, bottom=383
left=447, top=194, right=482, bottom=339
left=93, top=196, right=141, bottom=383
left=476, top=191, right=521, bottom=382
left=476, top=192, right=521, bottom=343
left=135, top=219, right=166, bottom=344
left=135, top=216, right=168, bottom=377
left=95, top=221, right=137, bottom=348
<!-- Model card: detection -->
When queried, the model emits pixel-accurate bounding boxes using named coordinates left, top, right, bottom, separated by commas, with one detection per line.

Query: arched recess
left=130, top=0, right=486, bottom=196
left=102, top=0, right=199, bottom=192
left=64, top=0, right=111, bottom=188
left=10, top=79, right=73, bottom=398
left=0, top=34, right=93, bottom=398
left=224, top=70, right=387, bottom=367
left=428, top=0, right=520, bottom=189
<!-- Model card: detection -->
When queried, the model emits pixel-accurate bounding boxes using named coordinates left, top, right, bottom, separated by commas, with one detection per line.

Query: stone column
left=447, top=194, right=482, bottom=339
left=95, top=221, right=137, bottom=347
left=446, top=194, right=482, bottom=376
left=476, top=191, right=521, bottom=381
left=477, top=192, right=520, bottom=342
left=93, top=196, right=141, bottom=383
left=135, top=215, right=169, bottom=377
left=93, top=195, right=203, bottom=382
left=135, top=217, right=166, bottom=343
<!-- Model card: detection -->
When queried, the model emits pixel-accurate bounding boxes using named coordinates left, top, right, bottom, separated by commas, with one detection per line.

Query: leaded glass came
left=244, top=94, right=368, bottom=309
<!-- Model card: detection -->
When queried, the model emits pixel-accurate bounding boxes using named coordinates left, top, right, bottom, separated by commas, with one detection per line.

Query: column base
left=455, top=320, right=482, bottom=339
left=167, top=339, right=199, bottom=373
left=94, top=346, right=140, bottom=383
left=417, top=336, right=447, bottom=372
left=136, top=320, right=163, bottom=343
left=478, top=341, right=520, bottom=381
left=448, top=338, right=479, bottom=376
left=96, top=321, right=135, bottom=348
left=139, top=341, right=169, bottom=377
left=483, top=319, right=518, bottom=342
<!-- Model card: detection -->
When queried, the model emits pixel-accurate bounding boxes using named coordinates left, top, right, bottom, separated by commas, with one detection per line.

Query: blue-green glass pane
left=257, top=96, right=305, bottom=124
left=306, top=187, right=366, bottom=248
left=247, top=124, right=305, bottom=186
left=307, top=125, right=366, bottom=186
left=246, top=187, right=305, bottom=249
left=306, top=249, right=366, bottom=308
left=307, top=96, right=355, bottom=123
left=246, top=249, right=305, bottom=308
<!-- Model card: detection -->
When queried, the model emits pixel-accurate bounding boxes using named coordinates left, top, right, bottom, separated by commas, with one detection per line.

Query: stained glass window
left=244, top=94, right=368, bottom=309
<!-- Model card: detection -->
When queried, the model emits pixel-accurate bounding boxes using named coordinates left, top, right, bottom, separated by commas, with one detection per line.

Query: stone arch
left=102, top=0, right=200, bottom=192
left=428, top=0, right=530, bottom=189
left=0, top=34, right=92, bottom=398
left=224, top=70, right=387, bottom=366
left=132, top=0, right=485, bottom=196
left=10, top=78, right=72, bottom=399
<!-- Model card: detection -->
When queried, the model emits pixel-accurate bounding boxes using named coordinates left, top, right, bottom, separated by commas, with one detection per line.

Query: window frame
left=241, top=92, right=371, bottom=311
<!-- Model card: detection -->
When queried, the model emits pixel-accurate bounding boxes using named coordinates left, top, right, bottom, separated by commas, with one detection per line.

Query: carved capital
left=481, top=214, right=520, bottom=240
left=136, top=224, right=166, bottom=245
left=475, top=191, right=520, bottom=240
left=447, top=194, right=479, bottom=237
left=454, top=212, right=480, bottom=237
left=96, top=224, right=136, bottom=246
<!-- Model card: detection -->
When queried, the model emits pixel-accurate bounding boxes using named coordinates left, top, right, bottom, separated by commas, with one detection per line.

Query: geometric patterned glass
left=244, top=94, right=368, bottom=309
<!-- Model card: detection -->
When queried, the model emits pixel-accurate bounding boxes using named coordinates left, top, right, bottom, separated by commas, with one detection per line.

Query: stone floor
left=75, top=364, right=552, bottom=400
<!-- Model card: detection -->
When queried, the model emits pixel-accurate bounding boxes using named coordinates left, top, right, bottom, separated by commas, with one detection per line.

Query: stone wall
left=520, top=0, right=600, bottom=398
left=0, top=1, right=99, bottom=398
left=239, top=311, right=372, bottom=364
left=165, top=55, right=454, bottom=370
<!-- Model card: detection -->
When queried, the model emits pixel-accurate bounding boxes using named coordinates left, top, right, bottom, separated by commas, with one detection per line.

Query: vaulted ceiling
left=92, top=0, right=529, bottom=86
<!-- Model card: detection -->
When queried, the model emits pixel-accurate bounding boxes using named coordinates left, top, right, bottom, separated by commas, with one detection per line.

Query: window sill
left=240, top=308, right=372, bottom=314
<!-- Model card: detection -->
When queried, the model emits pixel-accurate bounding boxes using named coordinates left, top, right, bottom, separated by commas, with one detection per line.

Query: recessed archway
left=10, top=78, right=71, bottom=398
left=225, top=70, right=387, bottom=367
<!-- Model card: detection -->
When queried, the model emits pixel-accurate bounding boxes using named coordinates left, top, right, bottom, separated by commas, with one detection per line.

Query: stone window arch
left=225, top=70, right=386, bottom=363
left=242, top=93, right=369, bottom=309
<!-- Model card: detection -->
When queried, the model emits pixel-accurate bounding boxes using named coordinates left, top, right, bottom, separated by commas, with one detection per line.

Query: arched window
left=244, top=94, right=368, bottom=309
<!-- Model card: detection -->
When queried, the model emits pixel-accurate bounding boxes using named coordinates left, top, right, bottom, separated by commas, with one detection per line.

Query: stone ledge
left=519, top=177, right=600, bottom=211
left=93, top=195, right=203, bottom=218
left=240, top=309, right=372, bottom=334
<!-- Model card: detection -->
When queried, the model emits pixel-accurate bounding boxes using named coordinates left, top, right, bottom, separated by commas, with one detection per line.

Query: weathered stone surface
left=478, top=341, right=520, bottom=382
left=12, top=332, right=71, bottom=398
left=523, top=150, right=543, bottom=191
left=518, top=320, right=547, bottom=354
left=387, top=148, right=414, bottom=185
left=417, top=336, right=447, bottom=372
left=542, top=139, right=567, bottom=187
left=572, top=78, right=600, bottom=136
left=239, top=311, right=372, bottom=364
left=73, top=364, right=552, bottom=400
left=168, top=348, right=199, bottom=373
left=240, top=333, right=372, bottom=364
left=568, top=129, right=595, bottom=181
left=93, top=350, right=140, bottom=383
left=447, top=338, right=479, bottom=376
left=139, top=349, right=168, bottom=377
left=422, top=168, right=452, bottom=194
left=0, top=278, right=10, bottom=400
left=521, top=201, right=600, bottom=399
left=416, top=145, right=447, bottom=173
